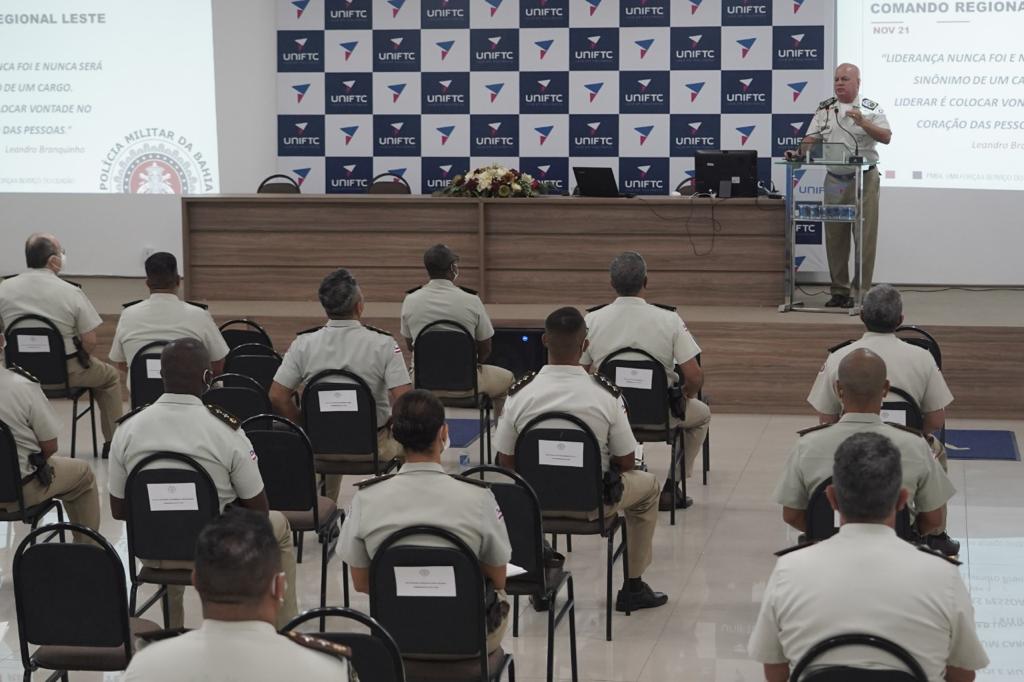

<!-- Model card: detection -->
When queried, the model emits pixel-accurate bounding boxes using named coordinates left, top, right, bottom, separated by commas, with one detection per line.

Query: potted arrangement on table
left=434, top=163, right=549, bottom=198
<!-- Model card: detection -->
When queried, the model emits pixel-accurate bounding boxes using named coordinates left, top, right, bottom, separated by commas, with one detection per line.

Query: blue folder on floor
left=944, top=429, right=1020, bottom=461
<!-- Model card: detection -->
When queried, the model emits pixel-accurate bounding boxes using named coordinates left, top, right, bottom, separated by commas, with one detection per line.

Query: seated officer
left=495, top=306, right=668, bottom=612
left=400, top=244, right=514, bottom=412
left=109, top=252, right=230, bottom=376
left=749, top=433, right=988, bottom=682
left=775, top=349, right=955, bottom=545
left=0, top=233, right=123, bottom=455
left=339, top=389, right=512, bottom=654
left=107, top=338, right=298, bottom=629
left=581, top=251, right=711, bottom=510
left=124, top=509, right=354, bottom=682
left=0, top=319, right=99, bottom=538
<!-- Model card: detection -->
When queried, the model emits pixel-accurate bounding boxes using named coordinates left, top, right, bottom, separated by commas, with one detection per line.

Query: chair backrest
left=13, top=523, right=134, bottom=666
left=368, top=173, right=412, bottom=194
left=413, top=320, right=478, bottom=394
left=881, top=387, right=925, bottom=431
left=203, top=374, right=272, bottom=421
left=242, top=415, right=318, bottom=518
left=513, top=412, right=605, bottom=524
left=0, top=420, right=27, bottom=511
left=2, top=315, right=70, bottom=386
left=806, top=476, right=914, bottom=543
left=370, top=526, right=489, bottom=665
left=791, top=633, right=928, bottom=681
left=598, top=347, right=670, bottom=433
left=218, top=319, right=274, bottom=350
left=257, top=174, right=301, bottom=194
left=895, top=326, right=941, bottom=369
left=224, top=344, right=283, bottom=392
left=123, top=452, right=221, bottom=568
left=301, top=369, right=379, bottom=458
left=129, top=340, right=169, bottom=410
left=283, top=607, right=406, bottom=682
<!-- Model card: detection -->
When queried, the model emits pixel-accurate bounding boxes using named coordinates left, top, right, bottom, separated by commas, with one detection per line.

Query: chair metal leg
left=320, top=531, right=329, bottom=623
left=551, top=534, right=558, bottom=552
left=129, top=583, right=139, bottom=616
left=546, top=589, right=556, bottom=682
left=508, top=658, right=516, bottom=682
left=70, top=394, right=79, bottom=460
left=89, top=390, right=98, bottom=458
left=669, top=432, right=679, bottom=526
left=566, top=535, right=572, bottom=552
left=567, top=577, right=579, bottom=682
left=605, top=533, right=613, bottom=641
left=160, top=589, right=171, bottom=629
left=512, top=594, right=519, bottom=637
left=56, top=504, right=66, bottom=543
left=342, top=561, right=350, bottom=608
left=296, top=531, right=304, bottom=564
left=702, top=427, right=710, bottom=485
left=620, top=523, right=630, bottom=618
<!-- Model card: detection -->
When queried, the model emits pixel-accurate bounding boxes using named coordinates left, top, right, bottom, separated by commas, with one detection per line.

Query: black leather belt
left=827, top=165, right=876, bottom=179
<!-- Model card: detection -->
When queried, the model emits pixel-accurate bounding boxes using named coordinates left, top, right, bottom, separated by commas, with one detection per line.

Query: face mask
left=442, top=433, right=451, bottom=451
left=451, top=264, right=459, bottom=281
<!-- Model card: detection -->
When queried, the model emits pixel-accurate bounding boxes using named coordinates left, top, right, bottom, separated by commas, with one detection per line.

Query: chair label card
left=538, top=439, right=584, bottom=468
left=146, top=358, right=162, bottom=379
left=318, top=390, right=358, bottom=412
left=394, top=566, right=457, bottom=597
left=17, top=335, right=50, bottom=353
left=615, top=367, right=653, bottom=390
left=147, top=482, right=199, bottom=511
left=880, top=408, right=907, bottom=425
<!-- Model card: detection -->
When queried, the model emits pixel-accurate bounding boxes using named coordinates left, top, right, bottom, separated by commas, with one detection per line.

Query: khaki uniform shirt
left=107, top=393, right=263, bottom=510
left=109, top=293, right=230, bottom=368
left=123, top=619, right=352, bottom=682
left=808, top=332, right=953, bottom=416
left=273, top=320, right=411, bottom=427
left=773, top=413, right=955, bottom=516
left=339, top=462, right=512, bottom=568
left=400, top=279, right=494, bottom=342
left=581, top=297, right=701, bottom=385
left=749, top=524, right=989, bottom=680
left=0, top=366, right=60, bottom=477
left=494, top=365, right=637, bottom=473
left=0, top=269, right=103, bottom=354
left=806, top=96, right=891, bottom=165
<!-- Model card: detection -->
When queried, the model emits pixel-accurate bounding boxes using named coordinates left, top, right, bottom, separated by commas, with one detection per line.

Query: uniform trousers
left=319, top=429, right=405, bottom=503
left=66, top=356, right=124, bottom=443
left=668, top=398, right=712, bottom=479
left=417, top=364, right=515, bottom=415
left=824, top=166, right=880, bottom=297
left=0, top=456, right=99, bottom=541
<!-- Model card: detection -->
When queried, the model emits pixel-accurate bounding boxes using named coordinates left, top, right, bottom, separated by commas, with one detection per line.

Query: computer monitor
left=572, top=167, right=621, bottom=197
left=489, top=327, right=547, bottom=379
left=694, top=150, right=758, bottom=198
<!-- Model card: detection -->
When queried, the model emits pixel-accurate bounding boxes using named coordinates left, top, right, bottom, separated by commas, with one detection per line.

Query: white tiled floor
left=1, top=403, right=1022, bottom=681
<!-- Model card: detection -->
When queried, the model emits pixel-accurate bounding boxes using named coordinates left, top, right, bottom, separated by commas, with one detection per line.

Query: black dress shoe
left=927, top=532, right=961, bottom=556
left=840, top=295, right=855, bottom=309
left=529, top=595, right=550, bottom=612
left=659, top=488, right=693, bottom=511
left=824, top=294, right=847, bottom=307
left=102, top=441, right=111, bottom=459
left=615, top=582, right=669, bottom=612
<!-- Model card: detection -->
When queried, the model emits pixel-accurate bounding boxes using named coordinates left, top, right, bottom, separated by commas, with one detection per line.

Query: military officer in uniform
left=109, top=252, right=230, bottom=375
left=0, top=319, right=100, bottom=537
left=495, top=306, right=668, bottom=612
left=124, top=509, right=354, bottom=682
left=787, top=63, right=892, bottom=308
left=0, top=233, right=123, bottom=454
left=776, top=349, right=954, bottom=541
left=269, top=268, right=411, bottom=503
left=107, top=338, right=299, bottom=629
left=339, top=389, right=512, bottom=654
left=581, top=252, right=710, bottom=510
left=400, top=244, right=514, bottom=412
left=749, top=433, right=988, bottom=681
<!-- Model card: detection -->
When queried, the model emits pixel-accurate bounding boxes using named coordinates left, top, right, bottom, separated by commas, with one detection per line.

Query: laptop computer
left=572, top=167, right=633, bottom=198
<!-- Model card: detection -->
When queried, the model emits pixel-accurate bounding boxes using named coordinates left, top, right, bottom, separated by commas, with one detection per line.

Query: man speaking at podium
left=788, top=64, right=892, bottom=309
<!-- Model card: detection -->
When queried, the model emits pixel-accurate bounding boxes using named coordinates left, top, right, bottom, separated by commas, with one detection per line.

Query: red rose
left=531, top=180, right=539, bottom=190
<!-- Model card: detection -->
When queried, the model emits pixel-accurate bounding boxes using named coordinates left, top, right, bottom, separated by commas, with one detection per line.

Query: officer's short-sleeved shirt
left=109, top=293, right=230, bottom=368
left=0, top=367, right=60, bottom=477
left=400, top=279, right=495, bottom=342
left=748, top=524, right=989, bottom=680
left=581, top=297, right=701, bottom=385
left=123, top=619, right=352, bottom=682
left=806, top=96, right=891, bottom=165
left=493, top=365, right=637, bottom=473
left=0, top=269, right=103, bottom=354
left=808, top=332, right=954, bottom=416
left=107, top=393, right=264, bottom=510
left=339, top=462, right=512, bottom=568
left=273, top=320, right=411, bottom=427
left=773, top=413, right=955, bottom=517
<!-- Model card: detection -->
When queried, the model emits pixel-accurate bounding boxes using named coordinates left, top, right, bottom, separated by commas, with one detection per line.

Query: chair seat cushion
left=137, top=567, right=193, bottom=585
left=505, top=566, right=569, bottom=597
left=42, top=386, right=88, bottom=401
left=543, top=513, right=620, bottom=535
left=403, top=648, right=509, bottom=682
left=314, top=454, right=378, bottom=475
left=32, top=618, right=160, bottom=671
left=631, top=427, right=673, bottom=443
left=282, top=496, right=339, bottom=532
left=0, top=498, right=57, bottom=522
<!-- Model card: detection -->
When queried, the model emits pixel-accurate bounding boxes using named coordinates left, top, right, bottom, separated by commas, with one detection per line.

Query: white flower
left=512, top=183, right=522, bottom=192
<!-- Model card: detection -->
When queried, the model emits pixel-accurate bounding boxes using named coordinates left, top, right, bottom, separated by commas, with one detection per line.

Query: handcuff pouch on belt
left=71, top=336, right=91, bottom=369
left=22, top=453, right=54, bottom=487
left=668, top=385, right=685, bottom=419
left=483, top=580, right=509, bottom=633
left=603, top=468, right=624, bottom=506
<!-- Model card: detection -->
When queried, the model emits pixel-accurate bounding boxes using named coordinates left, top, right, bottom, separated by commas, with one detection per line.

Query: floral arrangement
left=436, top=163, right=548, bottom=198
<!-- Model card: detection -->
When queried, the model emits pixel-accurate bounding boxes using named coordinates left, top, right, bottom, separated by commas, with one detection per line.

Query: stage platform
left=80, top=278, right=1024, bottom=419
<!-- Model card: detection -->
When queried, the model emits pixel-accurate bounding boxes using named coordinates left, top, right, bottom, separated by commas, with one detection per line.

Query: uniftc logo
left=686, top=81, right=704, bottom=102
left=773, top=27, right=823, bottom=69
left=292, top=83, right=310, bottom=103
left=788, top=81, right=807, bottom=102
left=436, top=40, right=455, bottom=60
left=291, top=0, right=310, bottom=18
left=536, top=39, right=554, bottom=59
left=486, top=82, right=504, bottom=102
left=737, top=37, right=756, bottom=58
left=671, top=114, right=720, bottom=156
left=722, top=71, right=772, bottom=113
left=278, top=31, right=324, bottom=71
left=671, top=27, right=720, bottom=70
left=584, top=82, right=603, bottom=102
left=736, top=124, right=756, bottom=145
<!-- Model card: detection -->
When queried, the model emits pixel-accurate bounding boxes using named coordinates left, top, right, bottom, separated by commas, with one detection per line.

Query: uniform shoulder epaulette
left=450, top=474, right=490, bottom=488
left=797, top=423, right=832, bottom=437
left=457, top=285, right=478, bottom=295
left=916, top=544, right=961, bottom=565
left=284, top=631, right=353, bottom=661
left=296, top=326, right=322, bottom=336
left=508, top=371, right=537, bottom=395
left=774, top=541, right=816, bottom=557
left=206, top=404, right=240, bottom=430
left=121, top=299, right=142, bottom=309
left=817, top=96, right=837, bottom=110
left=185, top=300, right=209, bottom=310
left=861, top=97, right=879, bottom=110
left=63, top=279, right=82, bottom=288
left=593, top=372, right=621, bottom=398
left=828, top=339, right=853, bottom=354
left=363, top=324, right=394, bottom=337
left=885, top=422, right=926, bottom=438
left=116, top=404, right=149, bottom=424
left=405, top=285, right=422, bottom=294
left=585, top=303, right=607, bottom=313
left=354, top=473, right=395, bottom=489
left=651, top=302, right=677, bottom=312
left=8, top=364, right=39, bottom=383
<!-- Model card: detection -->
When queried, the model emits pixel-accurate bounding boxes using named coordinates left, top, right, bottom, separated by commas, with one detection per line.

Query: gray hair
left=833, top=432, right=903, bottom=522
left=25, top=234, right=60, bottom=269
left=609, top=251, right=647, bottom=296
left=861, top=284, right=903, bottom=333
left=318, top=268, right=361, bottom=318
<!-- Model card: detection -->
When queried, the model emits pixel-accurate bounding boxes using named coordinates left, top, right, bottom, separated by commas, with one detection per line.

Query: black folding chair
left=370, top=526, right=515, bottom=682
left=696, top=353, right=711, bottom=485
left=368, top=172, right=412, bottom=194
left=803, top=477, right=914, bottom=544
left=895, top=326, right=942, bottom=370
left=512, top=412, right=628, bottom=642
left=257, top=174, right=301, bottom=194
left=790, top=633, right=927, bottom=681
left=124, top=452, right=221, bottom=627
left=882, top=387, right=925, bottom=431
left=283, top=607, right=406, bottom=682
left=3, top=314, right=97, bottom=458
left=0, top=420, right=65, bottom=538
left=414, top=320, right=493, bottom=466
left=463, top=466, right=578, bottom=682
left=203, top=373, right=272, bottom=421
left=224, top=343, right=282, bottom=392
left=219, top=318, right=274, bottom=351
left=129, top=340, right=169, bottom=411
left=13, top=523, right=160, bottom=681
left=242, top=414, right=345, bottom=611
left=599, top=347, right=687, bottom=524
